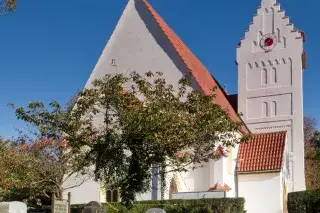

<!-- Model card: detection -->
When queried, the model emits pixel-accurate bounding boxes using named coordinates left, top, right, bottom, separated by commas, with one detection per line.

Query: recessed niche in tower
left=289, top=58, right=293, bottom=85
left=272, top=67, right=277, bottom=84
left=282, top=37, right=287, bottom=48
left=262, top=68, right=268, bottom=85
left=262, top=102, right=269, bottom=117
left=271, top=101, right=277, bottom=117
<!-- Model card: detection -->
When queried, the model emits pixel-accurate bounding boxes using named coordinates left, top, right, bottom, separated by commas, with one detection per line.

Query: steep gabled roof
left=237, top=131, right=287, bottom=173
left=141, top=0, right=249, bottom=134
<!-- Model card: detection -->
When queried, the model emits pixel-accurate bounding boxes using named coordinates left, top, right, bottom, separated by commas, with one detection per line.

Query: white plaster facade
left=239, top=172, right=282, bottom=213
left=63, top=0, right=306, bottom=212
left=65, top=0, right=199, bottom=204
left=237, top=0, right=305, bottom=193
left=84, top=0, right=192, bottom=91
left=238, top=132, right=290, bottom=213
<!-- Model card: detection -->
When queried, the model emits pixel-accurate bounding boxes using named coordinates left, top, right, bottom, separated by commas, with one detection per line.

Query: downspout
left=235, top=159, right=243, bottom=198
left=235, top=160, right=239, bottom=198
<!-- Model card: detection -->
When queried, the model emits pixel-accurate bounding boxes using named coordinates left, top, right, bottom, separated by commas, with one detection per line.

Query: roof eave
left=238, top=169, right=281, bottom=175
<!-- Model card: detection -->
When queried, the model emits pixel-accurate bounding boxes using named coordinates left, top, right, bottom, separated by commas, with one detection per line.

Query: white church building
left=63, top=0, right=307, bottom=212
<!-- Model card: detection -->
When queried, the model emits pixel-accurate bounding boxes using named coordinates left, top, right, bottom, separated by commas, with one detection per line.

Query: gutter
left=238, top=169, right=281, bottom=175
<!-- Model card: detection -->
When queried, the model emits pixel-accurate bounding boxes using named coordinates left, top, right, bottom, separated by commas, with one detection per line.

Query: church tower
left=237, top=0, right=306, bottom=191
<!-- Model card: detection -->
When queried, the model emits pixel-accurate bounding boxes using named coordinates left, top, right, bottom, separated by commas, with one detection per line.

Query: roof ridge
left=140, top=0, right=249, bottom=134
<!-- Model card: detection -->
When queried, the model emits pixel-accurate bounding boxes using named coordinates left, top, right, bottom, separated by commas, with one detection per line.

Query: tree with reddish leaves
left=2, top=99, right=91, bottom=205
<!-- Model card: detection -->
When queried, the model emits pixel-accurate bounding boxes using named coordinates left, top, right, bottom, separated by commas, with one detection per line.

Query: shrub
left=71, top=198, right=245, bottom=213
left=288, top=189, right=320, bottom=213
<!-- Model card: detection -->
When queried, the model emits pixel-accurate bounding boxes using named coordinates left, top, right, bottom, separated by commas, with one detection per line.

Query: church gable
left=85, top=0, right=190, bottom=90
left=237, top=0, right=304, bottom=60
left=85, top=0, right=249, bottom=133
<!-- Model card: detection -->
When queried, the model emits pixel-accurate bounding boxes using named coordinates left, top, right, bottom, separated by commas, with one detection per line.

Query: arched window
left=262, top=69, right=268, bottom=85
left=106, top=190, right=112, bottom=202
left=271, top=101, right=277, bottom=117
left=263, top=102, right=269, bottom=117
left=112, top=190, right=119, bottom=202
left=106, top=187, right=119, bottom=202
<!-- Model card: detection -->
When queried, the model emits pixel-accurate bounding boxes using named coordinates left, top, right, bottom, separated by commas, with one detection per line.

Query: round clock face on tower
left=260, top=33, right=278, bottom=51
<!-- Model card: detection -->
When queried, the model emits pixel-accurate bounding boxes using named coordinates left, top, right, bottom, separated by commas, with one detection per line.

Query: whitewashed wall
left=64, top=0, right=244, bottom=204
left=239, top=173, right=281, bottom=213
left=64, top=0, right=194, bottom=204
left=62, top=175, right=102, bottom=204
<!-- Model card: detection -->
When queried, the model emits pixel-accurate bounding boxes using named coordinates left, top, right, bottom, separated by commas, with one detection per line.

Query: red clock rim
left=264, top=37, right=274, bottom=47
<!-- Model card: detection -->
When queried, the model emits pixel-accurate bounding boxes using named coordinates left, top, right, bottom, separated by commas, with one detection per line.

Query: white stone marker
left=0, top=202, right=27, bottom=213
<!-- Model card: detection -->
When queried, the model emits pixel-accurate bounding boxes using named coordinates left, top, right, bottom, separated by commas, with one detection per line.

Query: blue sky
left=0, top=0, right=318, bottom=138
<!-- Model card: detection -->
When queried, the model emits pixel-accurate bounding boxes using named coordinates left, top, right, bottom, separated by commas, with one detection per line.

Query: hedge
left=288, top=189, right=320, bottom=213
left=71, top=198, right=245, bottom=213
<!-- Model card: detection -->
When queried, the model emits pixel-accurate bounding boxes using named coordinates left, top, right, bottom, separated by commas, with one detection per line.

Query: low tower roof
left=238, top=131, right=287, bottom=173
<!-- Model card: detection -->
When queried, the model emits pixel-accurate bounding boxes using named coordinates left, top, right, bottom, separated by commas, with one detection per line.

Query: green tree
left=67, top=71, right=249, bottom=205
left=1, top=0, right=16, bottom=14
left=12, top=71, right=249, bottom=205
left=6, top=100, right=91, bottom=205
left=0, top=137, right=43, bottom=204
left=304, top=117, right=320, bottom=190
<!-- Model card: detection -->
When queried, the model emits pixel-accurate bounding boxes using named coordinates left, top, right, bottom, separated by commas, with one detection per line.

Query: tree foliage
left=304, top=117, right=320, bottom=190
left=0, top=0, right=16, bottom=14
left=0, top=137, right=67, bottom=204
left=10, top=71, right=248, bottom=205
left=5, top=100, right=91, bottom=205
left=66, top=71, right=249, bottom=205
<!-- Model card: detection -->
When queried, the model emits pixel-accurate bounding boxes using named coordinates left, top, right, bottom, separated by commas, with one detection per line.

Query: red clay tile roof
left=141, top=0, right=249, bottom=134
left=237, top=131, right=287, bottom=173
left=208, top=183, right=231, bottom=191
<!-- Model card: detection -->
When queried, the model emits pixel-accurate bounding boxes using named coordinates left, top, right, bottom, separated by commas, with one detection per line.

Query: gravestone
left=82, top=201, right=105, bottom=213
left=0, top=201, right=27, bottom=213
left=145, top=208, right=166, bottom=213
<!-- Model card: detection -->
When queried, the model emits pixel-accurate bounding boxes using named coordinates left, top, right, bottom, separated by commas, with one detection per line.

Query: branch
left=63, top=176, right=90, bottom=190
left=42, top=190, right=51, bottom=199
